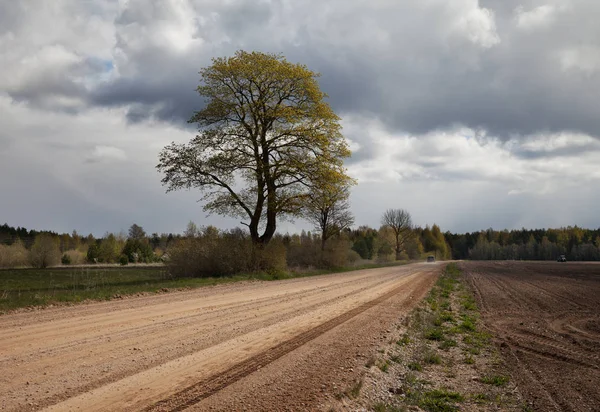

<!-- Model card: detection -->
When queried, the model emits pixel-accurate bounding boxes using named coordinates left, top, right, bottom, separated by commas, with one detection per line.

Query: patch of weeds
left=405, top=371, right=418, bottom=384
left=481, top=375, right=510, bottom=386
left=464, top=354, right=475, bottom=364
left=439, top=339, right=457, bottom=350
left=470, top=393, right=491, bottom=404
left=425, top=327, right=444, bottom=341
left=461, top=295, right=478, bottom=311
left=521, top=403, right=535, bottom=412
left=466, top=346, right=481, bottom=355
left=408, top=362, right=423, bottom=371
left=439, top=312, right=454, bottom=322
left=390, top=354, right=402, bottom=363
left=417, top=389, right=464, bottom=412
left=459, top=316, right=476, bottom=332
left=378, top=360, right=390, bottom=373
left=423, top=352, right=442, bottom=365
left=397, top=334, right=410, bottom=346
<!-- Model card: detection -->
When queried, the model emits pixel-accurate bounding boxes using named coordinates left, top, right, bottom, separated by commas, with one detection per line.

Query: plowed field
left=462, top=261, right=600, bottom=412
left=0, top=263, right=440, bottom=411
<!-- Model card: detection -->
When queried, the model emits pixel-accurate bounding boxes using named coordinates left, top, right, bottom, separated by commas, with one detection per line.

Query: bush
left=321, top=239, right=353, bottom=268
left=255, top=240, right=288, bottom=274
left=61, top=253, right=72, bottom=265
left=63, top=249, right=86, bottom=265
left=119, top=254, right=129, bottom=266
left=30, top=234, right=61, bottom=268
left=166, top=227, right=254, bottom=278
left=0, top=240, right=30, bottom=268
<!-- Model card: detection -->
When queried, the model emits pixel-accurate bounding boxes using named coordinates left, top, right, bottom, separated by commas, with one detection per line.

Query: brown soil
left=0, top=263, right=441, bottom=411
left=462, top=261, right=600, bottom=412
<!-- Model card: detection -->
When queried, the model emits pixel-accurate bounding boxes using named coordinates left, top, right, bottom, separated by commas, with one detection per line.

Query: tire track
left=144, top=277, right=423, bottom=412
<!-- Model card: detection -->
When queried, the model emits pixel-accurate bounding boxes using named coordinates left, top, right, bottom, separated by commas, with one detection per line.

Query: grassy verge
left=0, top=260, right=411, bottom=314
left=341, top=263, right=523, bottom=412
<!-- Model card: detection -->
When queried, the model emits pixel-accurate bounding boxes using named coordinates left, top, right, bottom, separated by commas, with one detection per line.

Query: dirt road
left=463, top=261, right=600, bottom=412
left=0, top=263, right=440, bottom=411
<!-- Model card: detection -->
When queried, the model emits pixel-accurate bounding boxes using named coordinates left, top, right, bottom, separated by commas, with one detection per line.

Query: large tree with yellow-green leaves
left=157, top=51, right=351, bottom=245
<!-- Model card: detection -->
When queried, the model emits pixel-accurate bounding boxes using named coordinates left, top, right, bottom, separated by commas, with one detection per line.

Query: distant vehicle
left=557, top=255, right=567, bottom=262
left=427, top=255, right=435, bottom=263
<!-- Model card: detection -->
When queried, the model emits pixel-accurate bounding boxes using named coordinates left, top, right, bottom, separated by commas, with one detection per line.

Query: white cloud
left=454, top=5, right=500, bottom=48
left=87, top=145, right=127, bottom=163
left=557, top=45, right=600, bottom=74
left=514, top=5, right=557, bottom=30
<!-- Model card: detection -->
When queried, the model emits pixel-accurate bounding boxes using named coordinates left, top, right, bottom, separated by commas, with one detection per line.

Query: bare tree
left=381, top=209, right=413, bottom=260
left=306, top=185, right=354, bottom=251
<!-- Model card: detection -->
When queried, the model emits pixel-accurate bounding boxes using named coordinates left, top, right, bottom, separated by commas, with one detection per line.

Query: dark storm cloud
left=511, top=142, right=600, bottom=160
left=72, top=0, right=600, bottom=148
left=6, top=0, right=600, bottom=147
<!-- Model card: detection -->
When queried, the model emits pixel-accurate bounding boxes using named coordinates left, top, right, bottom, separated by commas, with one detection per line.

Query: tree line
left=0, top=215, right=451, bottom=271
left=444, top=227, right=600, bottom=261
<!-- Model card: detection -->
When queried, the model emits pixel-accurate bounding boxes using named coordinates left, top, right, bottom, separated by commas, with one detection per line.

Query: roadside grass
left=360, top=263, right=522, bottom=412
left=0, top=260, right=412, bottom=313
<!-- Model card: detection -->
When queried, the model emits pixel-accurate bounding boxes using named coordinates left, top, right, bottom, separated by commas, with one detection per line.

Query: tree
left=381, top=209, right=413, bottom=260
left=157, top=50, right=351, bottom=246
left=128, top=224, right=146, bottom=240
left=183, top=221, right=199, bottom=238
left=30, top=234, right=61, bottom=268
left=305, top=183, right=354, bottom=251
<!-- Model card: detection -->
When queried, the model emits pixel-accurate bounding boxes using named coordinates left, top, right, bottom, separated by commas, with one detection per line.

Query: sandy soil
left=0, top=262, right=441, bottom=411
left=462, top=261, right=600, bottom=412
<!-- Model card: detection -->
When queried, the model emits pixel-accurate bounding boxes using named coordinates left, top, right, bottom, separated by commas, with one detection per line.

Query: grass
left=481, top=375, right=510, bottom=387
left=0, top=260, right=413, bottom=313
left=408, top=362, right=423, bottom=371
left=367, top=263, right=518, bottom=412
left=417, top=389, right=464, bottom=412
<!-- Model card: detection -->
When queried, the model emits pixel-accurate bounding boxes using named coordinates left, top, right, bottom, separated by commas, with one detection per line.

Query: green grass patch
left=425, top=327, right=445, bottom=341
left=481, top=375, right=510, bottom=387
left=439, top=339, right=457, bottom=350
left=416, top=389, right=464, bottom=412
left=0, top=260, right=413, bottom=313
left=397, top=333, right=411, bottom=346
left=408, top=362, right=423, bottom=371
left=423, top=352, right=442, bottom=365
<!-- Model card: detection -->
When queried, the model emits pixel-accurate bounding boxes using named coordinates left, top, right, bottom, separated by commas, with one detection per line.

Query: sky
left=1, top=0, right=599, bottom=237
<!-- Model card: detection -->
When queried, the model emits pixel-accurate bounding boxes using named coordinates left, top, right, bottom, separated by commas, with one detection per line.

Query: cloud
left=2, top=0, right=600, bottom=236
left=86, top=145, right=127, bottom=163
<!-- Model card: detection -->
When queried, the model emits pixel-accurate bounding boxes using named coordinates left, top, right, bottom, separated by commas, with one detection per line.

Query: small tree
left=305, top=183, right=355, bottom=251
left=381, top=209, right=413, bottom=260
left=128, top=224, right=146, bottom=240
left=30, top=234, right=61, bottom=268
left=157, top=50, right=351, bottom=247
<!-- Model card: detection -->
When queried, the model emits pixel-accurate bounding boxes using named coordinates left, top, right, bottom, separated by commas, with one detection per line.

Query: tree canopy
left=157, top=51, right=351, bottom=245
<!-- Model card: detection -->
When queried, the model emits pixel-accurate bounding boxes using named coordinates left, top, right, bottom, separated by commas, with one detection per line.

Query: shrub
left=0, top=240, right=30, bottom=268
left=61, top=253, right=72, bottom=265
left=63, top=249, right=86, bottom=265
left=119, top=254, right=129, bottom=266
left=321, top=238, right=353, bottom=268
left=166, top=227, right=254, bottom=278
left=30, top=234, right=61, bottom=268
